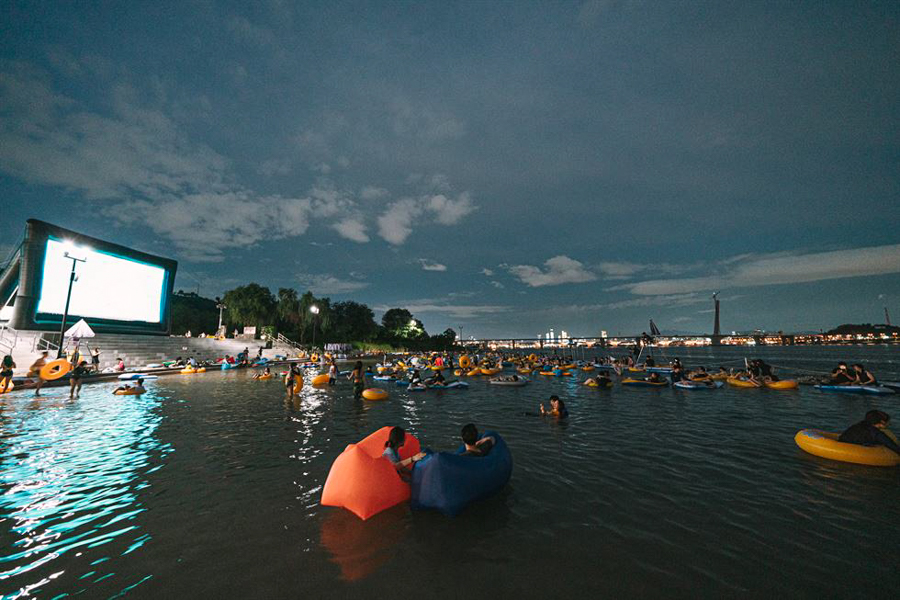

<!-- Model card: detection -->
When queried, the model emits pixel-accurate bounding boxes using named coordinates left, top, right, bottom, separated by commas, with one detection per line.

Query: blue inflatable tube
left=411, top=431, right=513, bottom=516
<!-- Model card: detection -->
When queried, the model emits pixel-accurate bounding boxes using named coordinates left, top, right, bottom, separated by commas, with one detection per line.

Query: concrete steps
left=6, top=331, right=298, bottom=375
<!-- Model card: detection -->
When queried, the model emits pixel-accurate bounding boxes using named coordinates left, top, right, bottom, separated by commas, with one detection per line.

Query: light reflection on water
left=0, top=386, right=169, bottom=598
left=0, top=346, right=898, bottom=598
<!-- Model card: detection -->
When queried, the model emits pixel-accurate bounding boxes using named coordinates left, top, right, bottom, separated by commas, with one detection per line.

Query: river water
left=1, top=346, right=897, bottom=598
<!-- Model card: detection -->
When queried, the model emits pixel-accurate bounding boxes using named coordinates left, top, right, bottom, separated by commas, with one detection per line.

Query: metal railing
left=33, top=333, right=60, bottom=354
left=274, top=332, right=302, bottom=350
left=0, top=323, right=17, bottom=355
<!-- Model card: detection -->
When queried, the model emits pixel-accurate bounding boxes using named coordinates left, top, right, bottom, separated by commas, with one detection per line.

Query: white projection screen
left=10, top=220, right=178, bottom=334
left=37, top=239, right=167, bottom=323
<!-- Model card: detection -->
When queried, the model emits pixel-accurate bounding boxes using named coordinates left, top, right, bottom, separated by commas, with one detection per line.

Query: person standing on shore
left=90, top=346, right=101, bottom=372
left=28, top=351, right=49, bottom=397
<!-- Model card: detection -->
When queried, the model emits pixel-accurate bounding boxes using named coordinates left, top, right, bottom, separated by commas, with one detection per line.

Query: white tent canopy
left=65, top=319, right=95, bottom=339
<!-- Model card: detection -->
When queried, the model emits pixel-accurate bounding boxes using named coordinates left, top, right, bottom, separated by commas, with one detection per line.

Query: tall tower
left=713, top=292, right=721, bottom=336
left=711, top=292, right=722, bottom=345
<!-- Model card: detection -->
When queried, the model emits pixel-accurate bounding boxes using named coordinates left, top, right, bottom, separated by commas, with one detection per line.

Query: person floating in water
left=113, top=378, right=146, bottom=395
left=838, top=410, right=900, bottom=455
left=460, top=423, right=494, bottom=456
left=540, top=395, right=568, bottom=418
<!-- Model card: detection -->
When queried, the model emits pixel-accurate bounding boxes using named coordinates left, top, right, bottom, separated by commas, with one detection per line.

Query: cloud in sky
left=418, top=259, right=447, bottom=271
left=298, top=274, right=369, bottom=295
left=508, top=255, right=597, bottom=287
left=333, top=217, right=369, bottom=243
left=616, top=244, right=900, bottom=295
left=377, top=192, right=476, bottom=244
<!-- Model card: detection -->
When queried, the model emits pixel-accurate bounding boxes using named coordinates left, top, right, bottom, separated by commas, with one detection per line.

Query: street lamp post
left=58, top=249, right=87, bottom=358
left=310, top=305, right=320, bottom=350
left=215, top=298, right=227, bottom=338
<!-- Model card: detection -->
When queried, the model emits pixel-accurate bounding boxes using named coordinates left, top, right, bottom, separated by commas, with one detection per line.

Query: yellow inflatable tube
left=40, top=359, right=71, bottom=381
left=362, top=388, right=388, bottom=401
left=114, top=388, right=145, bottom=396
left=794, top=429, right=900, bottom=467
left=458, top=355, right=471, bottom=369
left=292, top=375, right=304, bottom=394
left=467, top=368, right=481, bottom=377
left=311, top=374, right=330, bottom=386
left=765, top=380, right=799, bottom=390
left=480, top=368, right=501, bottom=376
left=727, top=376, right=759, bottom=388
left=0, top=380, right=15, bottom=394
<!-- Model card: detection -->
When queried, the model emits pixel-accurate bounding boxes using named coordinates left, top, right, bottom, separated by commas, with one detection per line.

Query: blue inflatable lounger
left=410, top=431, right=513, bottom=516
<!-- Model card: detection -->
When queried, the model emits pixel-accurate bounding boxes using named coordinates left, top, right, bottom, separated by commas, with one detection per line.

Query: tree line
left=171, top=285, right=457, bottom=350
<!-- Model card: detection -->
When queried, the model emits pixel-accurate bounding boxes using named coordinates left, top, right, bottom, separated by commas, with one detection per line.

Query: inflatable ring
left=765, top=379, right=799, bottom=390
left=581, top=366, right=595, bottom=372
left=795, top=429, right=900, bottom=467
left=0, top=380, right=15, bottom=394
left=310, top=354, right=319, bottom=363
left=459, top=355, right=472, bottom=369
left=528, top=354, right=538, bottom=362
left=257, top=374, right=273, bottom=380
left=40, top=359, right=72, bottom=381
left=114, top=388, right=144, bottom=396
left=197, top=367, right=206, bottom=373
left=362, top=388, right=388, bottom=401
left=466, top=368, right=481, bottom=377
left=180, top=368, right=196, bottom=374
left=292, top=375, right=304, bottom=394
left=480, top=368, right=501, bottom=376
left=727, top=376, right=759, bottom=388
left=312, top=373, right=330, bottom=386
left=454, top=369, right=463, bottom=376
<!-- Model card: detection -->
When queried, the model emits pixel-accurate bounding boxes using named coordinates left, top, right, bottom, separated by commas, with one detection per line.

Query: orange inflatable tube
left=321, top=427, right=421, bottom=520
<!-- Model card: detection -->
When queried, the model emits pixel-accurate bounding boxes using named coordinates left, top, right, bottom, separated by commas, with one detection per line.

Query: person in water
left=429, top=370, right=445, bottom=385
left=647, top=372, right=664, bottom=384
left=253, top=367, right=272, bottom=379
left=838, top=410, right=900, bottom=455
left=285, top=363, right=302, bottom=397
left=409, top=368, right=422, bottom=385
left=460, top=423, right=494, bottom=456
left=0, top=354, right=15, bottom=394
left=851, top=364, right=877, bottom=386
left=830, top=362, right=854, bottom=385
left=328, top=362, right=338, bottom=386
left=70, top=360, right=89, bottom=399
left=540, top=395, right=569, bottom=418
left=348, top=361, right=365, bottom=400
left=670, top=364, right=687, bottom=383
left=113, top=378, right=146, bottom=394
left=28, top=351, right=49, bottom=397
left=382, top=426, right=426, bottom=480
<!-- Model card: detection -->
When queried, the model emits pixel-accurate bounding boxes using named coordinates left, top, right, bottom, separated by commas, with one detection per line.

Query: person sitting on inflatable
left=253, top=367, right=272, bottom=379
left=383, top=427, right=426, bottom=481
left=645, top=356, right=656, bottom=368
left=671, top=364, right=687, bottom=383
left=852, top=364, right=877, bottom=386
left=755, top=359, right=779, bottom=382
left=540, top=395, right=569, bottom=418
left=427, top=370, right=445, bottom=386
left=460, top=424, right=494, bottom=456
left=647, top=372, right=664, bottom=384
left=830, top=362, right=854, bottom=385
left=409, top=369, right=422, bottom=386
left=838, top=410, right=900, bottom=455
left=114, top=378, right=146, bottom=395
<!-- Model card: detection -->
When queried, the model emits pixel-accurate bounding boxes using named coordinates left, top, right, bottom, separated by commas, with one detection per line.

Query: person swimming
left=540, top=395, right=568, bottom=418
left=838, top=410, right=900, bottom=455
left=460, top=423, right=494, bottom=456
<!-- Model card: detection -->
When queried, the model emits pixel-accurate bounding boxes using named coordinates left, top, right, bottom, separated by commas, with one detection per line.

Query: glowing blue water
left=0, top=346, right=897, bottom=598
